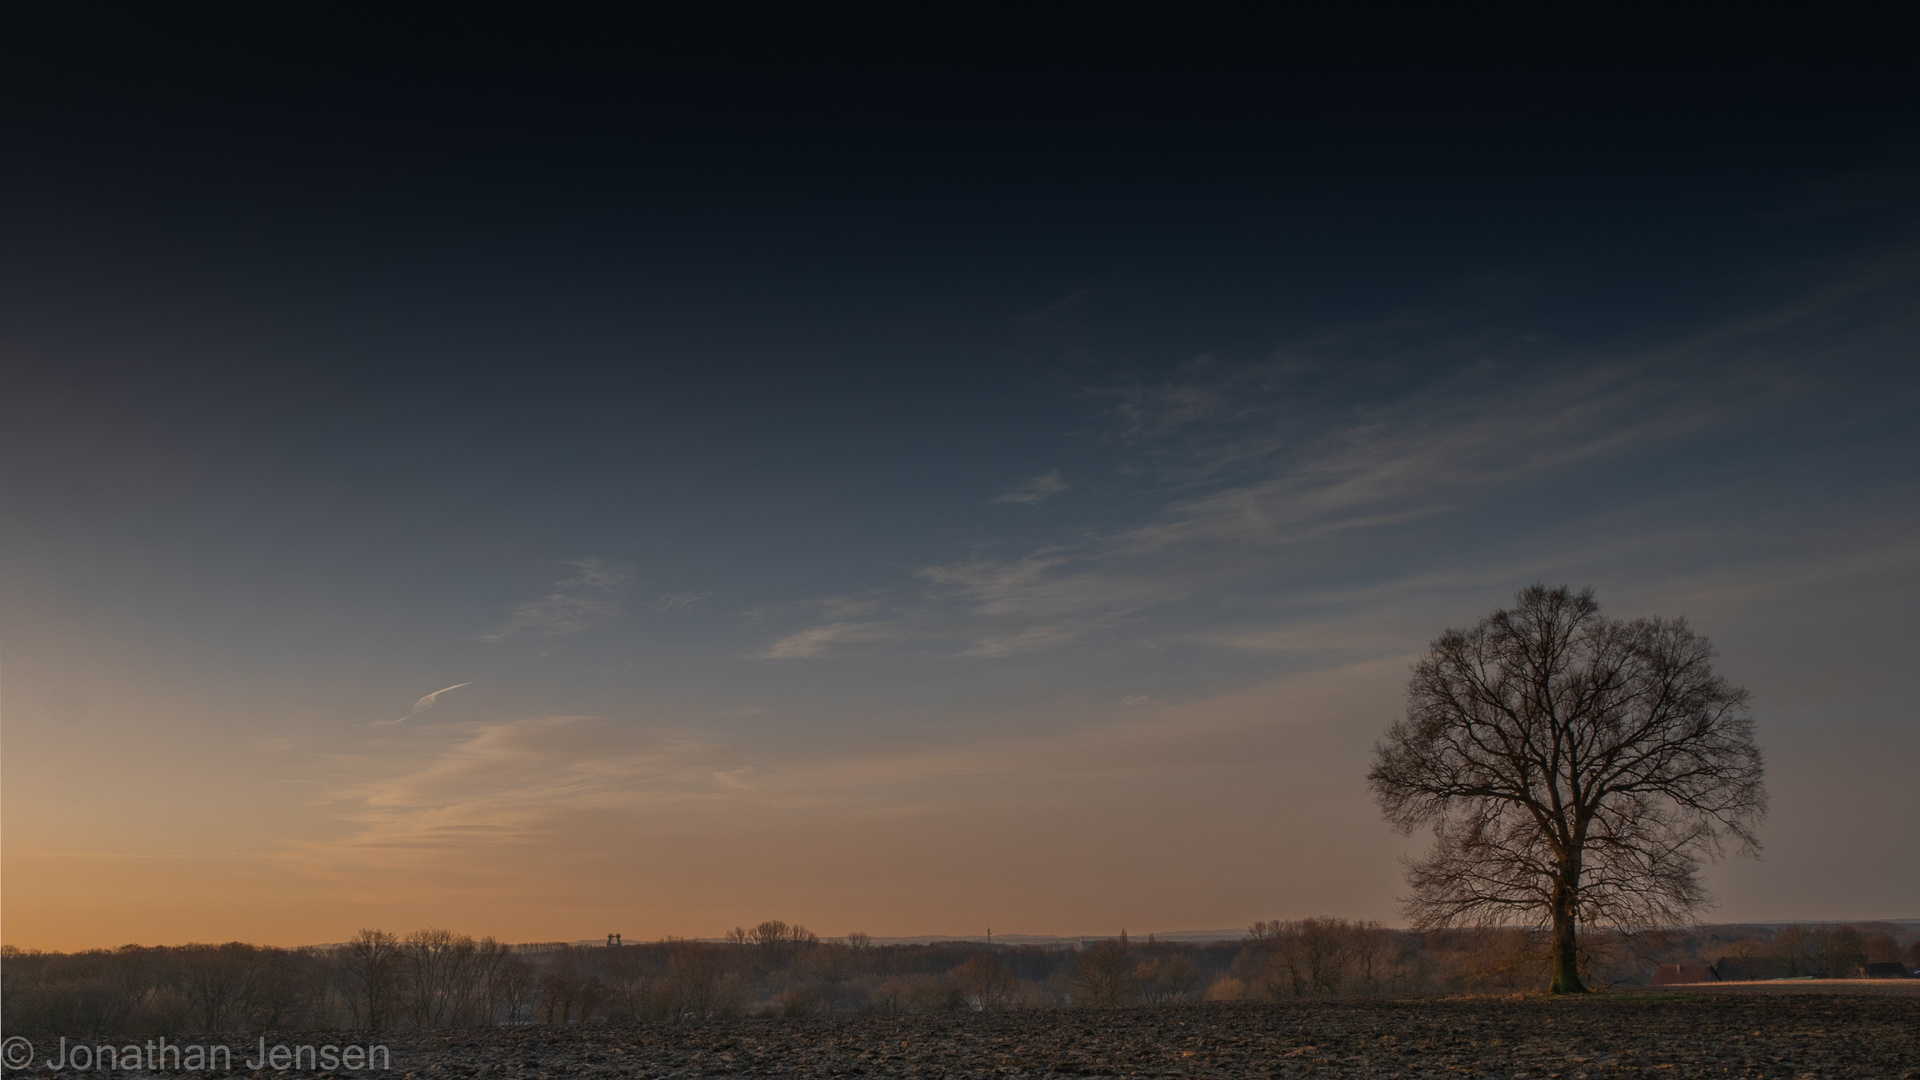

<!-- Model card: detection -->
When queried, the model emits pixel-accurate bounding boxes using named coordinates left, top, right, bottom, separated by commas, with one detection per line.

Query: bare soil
left=1650, top=979, right=1920, bottom=996
left=27, top=992, right=1920, bottom=1079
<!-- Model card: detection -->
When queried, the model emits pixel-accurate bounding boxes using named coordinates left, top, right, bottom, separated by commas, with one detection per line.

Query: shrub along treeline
left=5, top=918, right=1914, bottom=1038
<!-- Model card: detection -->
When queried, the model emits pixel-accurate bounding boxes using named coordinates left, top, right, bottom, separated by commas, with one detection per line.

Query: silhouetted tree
left=1771, top=925, right=1815, bottom=976
left=466, top=937, right=509, bottom=1025
left=1134, top=954, right=1198, bottom=1003
left=747, top=920, right=816, bottom=965
left=1813, top=926, right=1866, bottom=979
left=336, top=930, right=400, bottom=1028
left=539, top=945, right=584, bottom=1024
left=399, top=929, right=476, bottom=1027
left=1072, top=934, right=1136, bottom=1006
left=1371, top=586, right=1766, bottom=993
left=805, top=942, right=859, bottom=1013
left=1861, top=933, right=1903, bottom=964
left=605, top=942, right=654, bottom=1021
left=1246, top=921, right=1304, bottom=996
left=1298, top=918, right=1349, bottom=994
left=490, top=953, right=537, bottom=1023
left=243, top=947, right=324, bottom=1030
left=663, top=941, right=725, bottom=1021
left=1346, top=921, right=1393, bottom=993
left=950, top=953, right=1015, bottom=1010
left=1245, top=919, right=1352, bottom=996
left=180, top=943, right=253, bottom=1031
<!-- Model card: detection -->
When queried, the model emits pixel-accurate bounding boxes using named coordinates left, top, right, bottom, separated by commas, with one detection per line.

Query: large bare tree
left=1369, top=585, right=1766, bottom=993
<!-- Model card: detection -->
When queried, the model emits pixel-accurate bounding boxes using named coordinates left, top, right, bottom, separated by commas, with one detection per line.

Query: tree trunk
left=1549, top=873, right=1588, bottom=994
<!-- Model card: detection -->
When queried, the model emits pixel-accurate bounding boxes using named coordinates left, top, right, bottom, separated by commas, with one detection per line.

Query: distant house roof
left=1651, top=963, right=1718, bottom=985
left=1859, top=961, right=1914, bottom=979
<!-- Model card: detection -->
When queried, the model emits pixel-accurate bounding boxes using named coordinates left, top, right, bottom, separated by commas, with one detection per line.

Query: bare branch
left=1367, top=584, right=1766, bottom=993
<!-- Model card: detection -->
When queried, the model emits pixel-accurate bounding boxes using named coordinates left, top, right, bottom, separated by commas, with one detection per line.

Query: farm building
left=1858, top=961, right=1914, bottom=979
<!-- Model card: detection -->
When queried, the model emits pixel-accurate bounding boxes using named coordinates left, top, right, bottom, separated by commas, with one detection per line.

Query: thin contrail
left=383, top=681, right=473, bottom=724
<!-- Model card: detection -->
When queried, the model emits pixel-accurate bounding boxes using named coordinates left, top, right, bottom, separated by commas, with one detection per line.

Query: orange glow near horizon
left=3, top=663, right=1414, bottom=952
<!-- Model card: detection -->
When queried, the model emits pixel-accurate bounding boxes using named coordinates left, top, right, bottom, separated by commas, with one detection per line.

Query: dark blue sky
left=4, top=15, right=1917, bottom=944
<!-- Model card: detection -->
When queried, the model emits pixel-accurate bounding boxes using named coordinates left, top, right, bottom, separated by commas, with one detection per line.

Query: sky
left=3, top=15, right=1918, bottom=950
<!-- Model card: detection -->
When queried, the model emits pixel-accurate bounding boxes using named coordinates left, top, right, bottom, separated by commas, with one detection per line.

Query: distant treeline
left=1642, top=921, right=1916, bottom=979
left=5, top=918, right=1915, bottom=1038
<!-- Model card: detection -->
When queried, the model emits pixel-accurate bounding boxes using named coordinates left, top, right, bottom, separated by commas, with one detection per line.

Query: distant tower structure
left=607, top=933, right=622, bottom=947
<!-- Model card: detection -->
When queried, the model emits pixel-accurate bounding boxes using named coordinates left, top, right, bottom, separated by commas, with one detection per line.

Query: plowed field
left=24, top=991, right=1920, bottom=1079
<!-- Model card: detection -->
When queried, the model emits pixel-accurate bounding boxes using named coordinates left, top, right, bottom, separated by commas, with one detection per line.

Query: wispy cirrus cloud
left=480, top=557, right=636, bottom=643
left=655, top=590, right=709, bottom=613
left=310, top=716, right=741, bottom=855
left=750, top=366, right=1682, bottom=659
left=752, top=270, right=1911, bottom=662
left=747, top=592, right=910, bottom=658
left=301, top=657, right=1409, bottom=863
left=993, top=470, right=1070, bottom=504
left=759, top=620, right=911, bottom=659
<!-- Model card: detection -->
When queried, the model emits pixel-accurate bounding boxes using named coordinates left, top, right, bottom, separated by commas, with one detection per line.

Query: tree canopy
left=1369, top=584, right=1766, bottom=992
